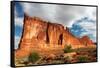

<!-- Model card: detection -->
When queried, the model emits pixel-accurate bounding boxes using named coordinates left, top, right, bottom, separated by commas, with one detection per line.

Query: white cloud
left=14, top=36, right=21, bottom=49
left=14, top=2, right=96, bottom=28
left=71, top=6, right=96, bottom=42
left=78, top=21, right=96, bottom=30
left=20, top=2, right=88, bottom=27
left=15, top=5, right=24, bottom=27
left=85, top=7, right=96, bottom=20
left=78, top=20, right=96, bottom=42
left=15, top=17, right=24, bottom=27
left=15, top=2, right=97, bottom=42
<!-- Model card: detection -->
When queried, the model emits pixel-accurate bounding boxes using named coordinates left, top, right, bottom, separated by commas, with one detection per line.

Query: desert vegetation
left=15, top=45, right=97, bottom=66
left=63, top=44, right=73, bottom=53
left=28, top=52, right=40, bottom=64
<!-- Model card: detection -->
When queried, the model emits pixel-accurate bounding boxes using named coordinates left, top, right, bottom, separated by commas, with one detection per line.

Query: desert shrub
left=64, top=56, right=71, bottom=63
left=63, top=44, right=73, bottom=53
left=77, top=56, right=89, bottom=62
left=28, top=52, right=40, bottom=63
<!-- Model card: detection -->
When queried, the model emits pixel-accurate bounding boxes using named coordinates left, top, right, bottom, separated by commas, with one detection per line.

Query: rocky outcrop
left=15, top=14, right=95, bottom=58
left=79, top=36, right=95, bottom=46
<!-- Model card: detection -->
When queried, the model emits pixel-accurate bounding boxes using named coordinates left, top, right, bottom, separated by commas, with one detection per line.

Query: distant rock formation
left=15, top=14, right=95, bottom=58
left=79, top=36, right=94, bottom=46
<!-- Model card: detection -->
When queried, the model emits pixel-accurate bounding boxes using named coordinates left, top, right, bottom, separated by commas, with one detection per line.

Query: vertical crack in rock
left=46, top=23, right=49, bottom=44
left=58, top=34, right=63, bottom=45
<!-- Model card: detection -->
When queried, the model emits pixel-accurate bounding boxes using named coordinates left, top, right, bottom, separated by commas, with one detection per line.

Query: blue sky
left=14, top=2, right=97, bottom=49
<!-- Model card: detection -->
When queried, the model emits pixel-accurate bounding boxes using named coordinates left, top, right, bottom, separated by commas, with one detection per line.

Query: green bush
left=77, top=56, right=89, bottom=62
left=63, top=44, right=73, bottom=53
left=28, top=52, right=40, bottom=63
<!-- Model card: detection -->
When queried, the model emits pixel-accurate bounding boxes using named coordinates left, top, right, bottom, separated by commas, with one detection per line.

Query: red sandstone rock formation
left=79, top=36, right=95, bottom=46
left=15, top=14, right=95, bottom=58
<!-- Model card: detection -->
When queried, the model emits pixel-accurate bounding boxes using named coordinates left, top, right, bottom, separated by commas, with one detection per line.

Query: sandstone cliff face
left=79, top=36, right=94, bottom=46
left=15, top=14, right=95, bottom=58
